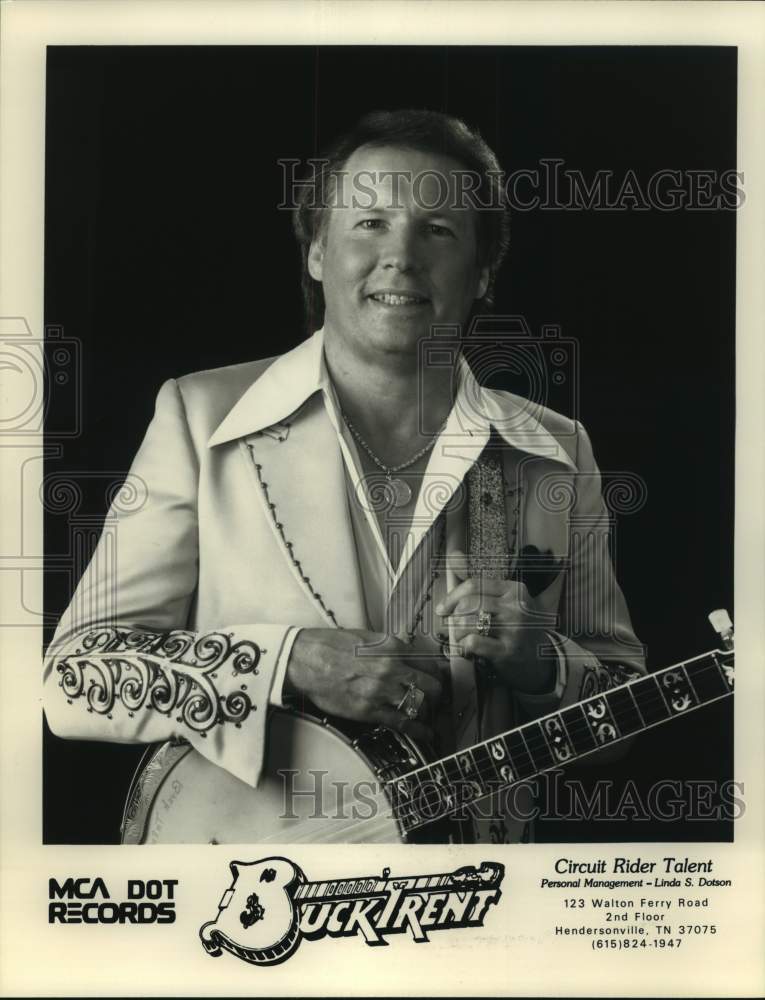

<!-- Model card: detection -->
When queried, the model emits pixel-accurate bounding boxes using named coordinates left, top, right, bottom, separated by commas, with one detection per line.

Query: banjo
left=121, top=610, right=734, bottom=845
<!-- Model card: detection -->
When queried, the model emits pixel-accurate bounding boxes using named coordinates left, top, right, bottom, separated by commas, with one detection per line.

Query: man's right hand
left=284, top=629, right=443, bottom=746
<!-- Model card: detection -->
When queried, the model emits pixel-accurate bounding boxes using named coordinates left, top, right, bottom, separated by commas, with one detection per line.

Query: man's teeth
left=371, top=292, right=426, bottom=306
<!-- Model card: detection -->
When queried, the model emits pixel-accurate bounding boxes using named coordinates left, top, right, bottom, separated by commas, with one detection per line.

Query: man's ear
left=307, top=238, right=325, bottom=282
left=476, top=263, right=490, bottom=300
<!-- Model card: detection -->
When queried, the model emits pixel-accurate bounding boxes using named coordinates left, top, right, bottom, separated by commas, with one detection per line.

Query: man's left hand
left=435, top=550, right=556, bottom=695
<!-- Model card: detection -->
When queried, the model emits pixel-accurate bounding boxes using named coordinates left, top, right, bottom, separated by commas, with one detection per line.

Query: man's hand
left=436, top=550, right=556, bottom=695
left=285, top=629, right=443, bottom=745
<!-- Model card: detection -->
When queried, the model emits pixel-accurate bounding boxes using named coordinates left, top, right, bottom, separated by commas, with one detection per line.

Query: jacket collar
left=208, top=333, right=325, bottom=447
left=208, top=328, right=575, bottom=469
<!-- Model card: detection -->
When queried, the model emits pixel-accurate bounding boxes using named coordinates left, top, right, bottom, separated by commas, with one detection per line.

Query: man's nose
left=380, top=224, right=422, bottom=271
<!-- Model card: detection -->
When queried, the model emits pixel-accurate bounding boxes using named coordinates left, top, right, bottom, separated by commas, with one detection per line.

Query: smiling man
left=44, top=109, right=645, bottom=844
left=312, top=145, right=488, bottom=363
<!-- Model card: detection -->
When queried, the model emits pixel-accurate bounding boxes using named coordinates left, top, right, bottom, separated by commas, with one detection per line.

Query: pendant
left=387, top=477, right=412, bottom=508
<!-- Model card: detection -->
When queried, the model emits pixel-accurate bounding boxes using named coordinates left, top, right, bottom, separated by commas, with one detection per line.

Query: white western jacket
left=44, top=330, right=645, bottom=789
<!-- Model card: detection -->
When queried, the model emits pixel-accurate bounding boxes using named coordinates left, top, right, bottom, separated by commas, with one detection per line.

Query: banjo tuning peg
left=708, top=609, right=734, bottom=650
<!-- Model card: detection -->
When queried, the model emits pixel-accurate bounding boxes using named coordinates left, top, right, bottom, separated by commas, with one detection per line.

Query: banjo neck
left=389, top=642, right=735, bottom=836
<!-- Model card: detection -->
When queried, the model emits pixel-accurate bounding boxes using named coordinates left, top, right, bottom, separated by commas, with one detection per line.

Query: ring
left=476, top=610, right=493, bottom=637
left=396, top=682, right=425, bottom=720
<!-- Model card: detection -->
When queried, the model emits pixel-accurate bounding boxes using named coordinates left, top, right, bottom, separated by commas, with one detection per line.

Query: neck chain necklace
left=341, top=410, right=444, bottom=508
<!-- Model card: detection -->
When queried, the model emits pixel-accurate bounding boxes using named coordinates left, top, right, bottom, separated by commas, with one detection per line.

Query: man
left=44, top=109, right=645, bottom=843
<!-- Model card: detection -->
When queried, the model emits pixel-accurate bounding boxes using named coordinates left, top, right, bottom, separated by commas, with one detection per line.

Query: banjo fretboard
left=388, top=648, right=734, bottom=833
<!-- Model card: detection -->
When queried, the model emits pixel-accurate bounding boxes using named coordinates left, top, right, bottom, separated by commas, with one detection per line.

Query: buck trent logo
left=200, top=856, right=506, bottom=966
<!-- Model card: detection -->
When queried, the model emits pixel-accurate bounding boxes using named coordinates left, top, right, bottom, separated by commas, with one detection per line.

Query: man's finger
left=435, top=577, right=507, bottom=617
left=352, top=631, right=410, bottom=656
left=445, top=547, right=470, bottom=581
left=401, top=655, right=446, bottom=681
left=443, top=593, right=501, bottom=628
left=400, top=668, right=442, bottom=707
left=362, top=664, right=440, bottom=711
left=458, top=633, right=505, bottom=661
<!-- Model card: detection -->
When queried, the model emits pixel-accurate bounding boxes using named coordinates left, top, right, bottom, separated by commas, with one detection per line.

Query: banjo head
left=122, top=708, right=459, bottom=845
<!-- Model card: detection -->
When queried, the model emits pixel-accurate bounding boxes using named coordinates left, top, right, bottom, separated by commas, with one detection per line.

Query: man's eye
left=356, top=219, right=385, bottom=230
left=428, top=223, right=454, bottom=237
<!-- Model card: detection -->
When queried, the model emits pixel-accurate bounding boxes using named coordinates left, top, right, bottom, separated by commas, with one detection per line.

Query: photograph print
left=42, top=44, right=736, bottom=846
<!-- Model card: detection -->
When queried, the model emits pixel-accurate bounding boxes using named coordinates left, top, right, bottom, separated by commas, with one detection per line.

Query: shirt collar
left=208, top=330, right=325, bottom=447
left=208, top=327, right=576, bottom=469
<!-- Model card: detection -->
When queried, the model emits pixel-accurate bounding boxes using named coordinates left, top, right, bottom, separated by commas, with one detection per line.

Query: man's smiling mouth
left=368, top=292, right=429, bottom=306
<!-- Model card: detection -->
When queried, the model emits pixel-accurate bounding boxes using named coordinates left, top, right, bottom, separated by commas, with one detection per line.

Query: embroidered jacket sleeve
left=514, top=420, right=646, bottom=722
left=43, top=378, right=299, bottom=789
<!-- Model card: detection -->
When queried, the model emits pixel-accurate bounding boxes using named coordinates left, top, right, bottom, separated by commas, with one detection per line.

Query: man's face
left=308, top=145, right=489, bottom=364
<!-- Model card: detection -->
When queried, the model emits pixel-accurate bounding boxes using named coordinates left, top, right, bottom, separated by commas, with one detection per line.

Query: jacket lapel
left=242, top=393, right=367, bottom=630
left=209, top=332, right=367, bottom=630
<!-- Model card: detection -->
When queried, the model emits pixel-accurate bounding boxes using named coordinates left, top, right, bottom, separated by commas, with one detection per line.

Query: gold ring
left=476, top=610, right=493, bottom=637
left=396, top=682, right=425, bottom=720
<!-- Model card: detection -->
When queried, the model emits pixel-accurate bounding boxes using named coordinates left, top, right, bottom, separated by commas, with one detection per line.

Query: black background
left=44, top=46, right=735, bottom=843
